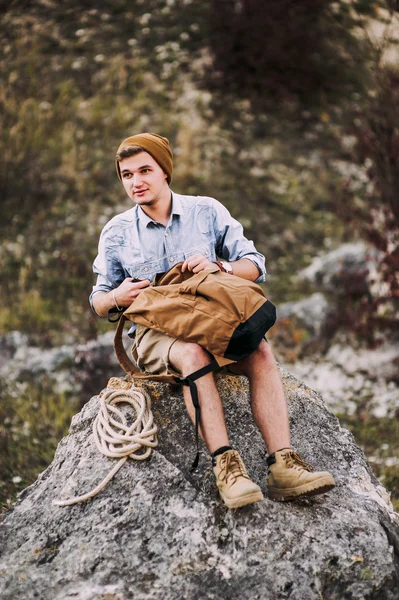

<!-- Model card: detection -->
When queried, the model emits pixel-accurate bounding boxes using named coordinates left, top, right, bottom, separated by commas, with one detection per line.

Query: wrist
left=215, top=260, right=233, bottom=275
left=112, top=289, right=122, bottom=311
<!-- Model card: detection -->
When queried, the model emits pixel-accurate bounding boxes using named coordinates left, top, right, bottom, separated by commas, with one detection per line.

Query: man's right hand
left=113, top=277, right=150, bottom=308
left=92, top=278, right=150, bottom=318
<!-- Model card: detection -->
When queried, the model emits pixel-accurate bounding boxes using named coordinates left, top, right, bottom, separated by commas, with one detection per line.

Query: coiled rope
left=53, top=386, right=158, bottom=506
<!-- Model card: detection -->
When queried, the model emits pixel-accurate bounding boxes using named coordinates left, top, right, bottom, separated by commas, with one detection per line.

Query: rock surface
left=298, top=242, right=382, bottom=294
left=285, top=339, right=399, bottom=418
left=1, top=371, right=399, bottom=600
left=0, top=331, right=124, bottom=400
left=278, top=293, right=332, bottom=338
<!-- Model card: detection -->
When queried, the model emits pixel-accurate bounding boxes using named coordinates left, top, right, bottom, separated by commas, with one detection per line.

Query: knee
left=253, top=340, right=275, bottom=365
left=180, top=343, right=212, bottom=376
left=242, top=340, right=276, bottom=376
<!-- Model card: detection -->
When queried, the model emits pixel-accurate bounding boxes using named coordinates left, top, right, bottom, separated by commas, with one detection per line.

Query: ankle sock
left=211, top=446, right=232, bottom=466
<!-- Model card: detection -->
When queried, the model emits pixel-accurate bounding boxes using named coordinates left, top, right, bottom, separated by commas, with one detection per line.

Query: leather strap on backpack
left=113, top=314, right=176, bottom=383
left=114, top=314, right=141, bottom=377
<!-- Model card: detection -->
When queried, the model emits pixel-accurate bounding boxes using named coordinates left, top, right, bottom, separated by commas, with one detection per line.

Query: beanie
left=115, top=133, right=173, bottom=184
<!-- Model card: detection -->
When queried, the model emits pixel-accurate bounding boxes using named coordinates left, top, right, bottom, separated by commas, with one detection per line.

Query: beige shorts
left=132, top=324, right=181, bottom=377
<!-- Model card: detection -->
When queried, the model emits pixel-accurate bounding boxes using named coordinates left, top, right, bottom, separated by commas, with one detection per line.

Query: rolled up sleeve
left=212, top=200, right=266, bottom=282
left=89, top=230, right=125, bottom=315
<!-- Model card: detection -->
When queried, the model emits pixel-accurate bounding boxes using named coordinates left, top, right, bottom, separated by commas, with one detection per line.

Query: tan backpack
left=113, top=262, right=276, bottom=468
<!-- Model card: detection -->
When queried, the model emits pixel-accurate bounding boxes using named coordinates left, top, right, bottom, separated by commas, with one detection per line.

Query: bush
left=0, top=377, right=78, bottom=511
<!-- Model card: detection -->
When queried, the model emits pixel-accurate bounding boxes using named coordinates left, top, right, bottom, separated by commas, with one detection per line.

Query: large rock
left=286, top=339, right=399, bottom=418
left=298, top=242, right=382, bottom=295
left=1, top=371, right=398, bottom=600
left=278, top=293, right=332, bottom=338
left=0, top=331, right=123, bottom=400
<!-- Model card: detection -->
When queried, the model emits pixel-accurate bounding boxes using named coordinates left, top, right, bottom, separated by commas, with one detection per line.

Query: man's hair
left=115, top=145, right=145, bottom=163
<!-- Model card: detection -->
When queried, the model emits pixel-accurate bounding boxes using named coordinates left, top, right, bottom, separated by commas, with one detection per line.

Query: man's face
left=119, top=151, right=168, bottom=206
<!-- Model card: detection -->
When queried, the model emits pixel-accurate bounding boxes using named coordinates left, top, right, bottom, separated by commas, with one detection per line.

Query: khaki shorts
left=132, top=324, right=181, bottom=377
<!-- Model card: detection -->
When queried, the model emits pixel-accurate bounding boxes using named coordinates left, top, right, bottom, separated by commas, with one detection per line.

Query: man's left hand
left=181, top=253, right=217, bottom=273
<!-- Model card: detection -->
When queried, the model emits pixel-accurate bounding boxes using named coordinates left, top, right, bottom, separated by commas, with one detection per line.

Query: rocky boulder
left=0, top=371, right=398, bottom=600
left=298, top=242, right=382, bottom=295
left=274, top=293, right=333, bottom=358
left=286, top=339, right=399, bottom=418
left=278, top=293, right=332, bottom=339
left=0, top=331, right=123, bottom=401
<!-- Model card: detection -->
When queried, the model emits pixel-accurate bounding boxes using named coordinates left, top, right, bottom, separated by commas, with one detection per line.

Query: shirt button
left=144, top=268, right=149, bottom=272
left=205, top=250, right=209, bottom=256
left=165, top=232, right=169, bottom=237
left=169, top=257, right=175, bottom=262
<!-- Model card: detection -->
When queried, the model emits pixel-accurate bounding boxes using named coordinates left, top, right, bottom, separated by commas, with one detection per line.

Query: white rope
left=53, top=386, right=158, bottom=506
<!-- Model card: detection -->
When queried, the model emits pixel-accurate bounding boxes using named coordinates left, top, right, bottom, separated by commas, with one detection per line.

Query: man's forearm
left=230, top=258, right=261, bottom=281
left=92, top=291, right=118, bottom=318
left=92, top=278, right=151, bottom=317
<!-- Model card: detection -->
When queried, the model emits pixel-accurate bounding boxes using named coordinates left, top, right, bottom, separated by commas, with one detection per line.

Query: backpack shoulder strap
left=114, top=314, right=143, bottom=377
left=114, top=315, right=177, bottom=383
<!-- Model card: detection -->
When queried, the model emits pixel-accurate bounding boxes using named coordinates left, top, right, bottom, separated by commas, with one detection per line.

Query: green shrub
left=337, top=413, right=399, bottom=512
left=0, top=378, right=78, bottom=511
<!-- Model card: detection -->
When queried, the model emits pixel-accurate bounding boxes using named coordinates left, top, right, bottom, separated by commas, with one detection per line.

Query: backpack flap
left=177, top=264, right=220, bottom=296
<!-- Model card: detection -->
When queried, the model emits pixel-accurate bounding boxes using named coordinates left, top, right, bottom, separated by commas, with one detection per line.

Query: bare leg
left=169, top=340, right=230, bottom=453
left=229, top=340, right=291, bottom=454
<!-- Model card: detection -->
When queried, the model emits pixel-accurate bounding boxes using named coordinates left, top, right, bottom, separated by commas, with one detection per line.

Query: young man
left=90, top=133, right=336, bottom=509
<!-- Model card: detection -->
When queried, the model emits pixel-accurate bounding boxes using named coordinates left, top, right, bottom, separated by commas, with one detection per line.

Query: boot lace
left=218, top=451, right=248, bottom=483
left=283, top=450, right=314, bottom=472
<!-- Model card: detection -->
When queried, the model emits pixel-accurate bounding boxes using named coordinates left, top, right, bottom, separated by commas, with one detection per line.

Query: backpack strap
left=114, top=314, right=142, bottom=377
left=176, top=358, right=220, bottom=471
left=114, top=314, right=178, bottom=383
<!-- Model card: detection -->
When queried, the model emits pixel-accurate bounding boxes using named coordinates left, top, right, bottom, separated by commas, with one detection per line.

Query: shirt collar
left=135, top=191, right=183, bottom=227
left=171, top=192, right=184, bottom=218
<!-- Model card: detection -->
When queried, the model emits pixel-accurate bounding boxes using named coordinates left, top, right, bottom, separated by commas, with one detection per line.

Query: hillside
left=0, top=0, right=398, bottom=510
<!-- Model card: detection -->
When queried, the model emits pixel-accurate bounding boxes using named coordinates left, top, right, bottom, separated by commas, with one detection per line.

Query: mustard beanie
left=115, top=133, right=173, bottom=184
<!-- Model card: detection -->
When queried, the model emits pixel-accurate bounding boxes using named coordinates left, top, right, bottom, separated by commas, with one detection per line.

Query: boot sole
left=220, top=490, right=264, bottom=509
left=268, top=476, right=336, bottom=502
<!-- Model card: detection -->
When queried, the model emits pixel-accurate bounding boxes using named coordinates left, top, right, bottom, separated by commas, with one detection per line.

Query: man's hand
left=114, top=278, right=150, bottom=308
left=181, top=253, right=217, bottom=274
left=92, top=277, right=150, bottom=318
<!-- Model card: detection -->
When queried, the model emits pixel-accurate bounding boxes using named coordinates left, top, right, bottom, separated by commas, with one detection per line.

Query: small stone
left=220, top=528, right=229, bottom=537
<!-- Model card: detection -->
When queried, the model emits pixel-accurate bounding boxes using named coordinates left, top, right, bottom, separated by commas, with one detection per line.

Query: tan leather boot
left=267, top=448, right=336, bottom=501
left=213, top=449, right=264, bottom=509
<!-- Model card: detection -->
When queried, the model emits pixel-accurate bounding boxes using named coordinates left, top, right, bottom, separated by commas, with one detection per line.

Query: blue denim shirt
left=90, top=192, right=266, bottom=334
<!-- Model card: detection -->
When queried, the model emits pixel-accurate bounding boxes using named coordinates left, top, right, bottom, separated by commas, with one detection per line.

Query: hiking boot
left=213, top=449, right=264, bottom=509
left=267, top=448, right=336, bottom=501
